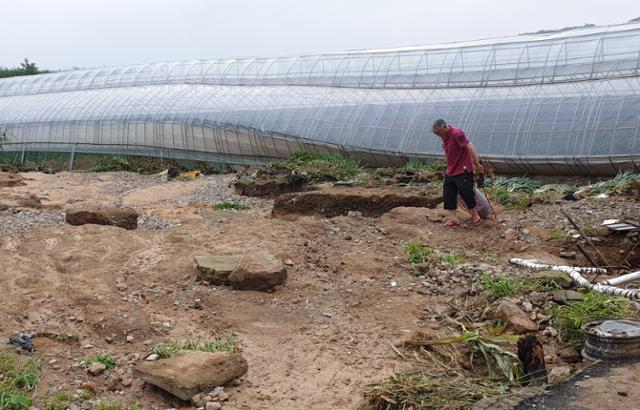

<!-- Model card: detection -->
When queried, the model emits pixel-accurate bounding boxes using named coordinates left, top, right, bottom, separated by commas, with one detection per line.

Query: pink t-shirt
left=442, top=126, right=474, bottom=176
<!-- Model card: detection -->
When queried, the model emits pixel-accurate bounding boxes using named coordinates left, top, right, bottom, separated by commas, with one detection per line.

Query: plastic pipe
left=600, top=271, right=640, bottom=286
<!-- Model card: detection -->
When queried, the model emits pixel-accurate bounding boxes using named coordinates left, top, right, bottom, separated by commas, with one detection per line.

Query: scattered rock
left=16, top=194, right=43, bottom=208
left=133, top=351, right=248, bottom=401
left=205, top=402, right=222, bottom=410
left=228, top=251, right=287, bottom=291
left=532, top=271, right=573, bottom=288
left=126, top=335, right=134, bottom=343
left=146, top=354, right=159, bottom=361
left=66, top=207, right=139, bottom=230
left=548, top=365, right=572, bottom=384
left=551, top=290, right=585, bottom=304
left=195, top=255, right=242, bottom=285
left=87, top=362, right=107, bottom=376
left=491, top=301, right=538, bottom=333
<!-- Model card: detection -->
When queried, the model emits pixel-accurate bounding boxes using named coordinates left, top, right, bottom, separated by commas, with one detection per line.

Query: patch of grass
left=0, top=352, right=40, bottom=410
left=493, top=176, right=543, bottom=194
left=269, top=150, right=361, bottom=181
left=152, top=331, right=239, bottom=359
left=589, top=171, right=640, bottom=195
left=404, top=241, right=434, bottom=264
left=482, top=275, right=557, bottom=299
left=552, top=292, right=634, bottom=348
left=437, top=251, right=464, bottom=266
left=95, top=402, right=123, bottom=410
left=129, top=403, right=141, bottom=410
left=213, top=202, right=249, bottom=211
left=41, top=391, right=75, bottom=410
left=399, top=158, right=446, bottom=174
left=490, top=186, right=532, bottom=210
left=90, top=156, right=131, bottom=172
left=548, top=228, right=570, bottom=241
left=580, top=221, right=598, bottom=237
left=80, top=353, right=116, bottom=370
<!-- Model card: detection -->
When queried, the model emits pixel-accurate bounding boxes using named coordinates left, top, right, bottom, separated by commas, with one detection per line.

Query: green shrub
left=589, top=171, right=640, bottom=195
left=0, top=353, right=40, bottom=410
left=399, top=158, right=446, bottom=173
left=405, top=241, right=434, bottom=264
left=493, top=176, right=543, bottom=193
left=90, top=156, right=131, bottom=172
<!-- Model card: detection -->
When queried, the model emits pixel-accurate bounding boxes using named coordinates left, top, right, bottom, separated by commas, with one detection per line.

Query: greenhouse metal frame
left=1, top=21, right=640, bottom=174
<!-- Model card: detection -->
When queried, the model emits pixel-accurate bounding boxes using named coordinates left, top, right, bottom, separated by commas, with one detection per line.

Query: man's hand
left=474, top=162, right=483, bottom=174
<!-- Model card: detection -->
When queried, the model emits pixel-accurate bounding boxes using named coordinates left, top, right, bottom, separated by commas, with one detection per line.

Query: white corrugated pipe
left=509, top=258, right=640, bottom=300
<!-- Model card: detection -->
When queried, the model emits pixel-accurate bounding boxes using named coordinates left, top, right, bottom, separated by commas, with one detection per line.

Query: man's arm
left=466, top=143, right=482, bottom=173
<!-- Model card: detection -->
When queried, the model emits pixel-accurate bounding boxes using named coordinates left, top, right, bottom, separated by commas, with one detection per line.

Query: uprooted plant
left=362, top=324, right=523, bottom=410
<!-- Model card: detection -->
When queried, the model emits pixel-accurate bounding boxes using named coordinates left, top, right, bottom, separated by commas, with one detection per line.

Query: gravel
left=0, top=209, right=66, bottom=235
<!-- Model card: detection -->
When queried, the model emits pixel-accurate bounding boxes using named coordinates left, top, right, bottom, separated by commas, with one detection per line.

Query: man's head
left=432, top=119, right=449, bottom=138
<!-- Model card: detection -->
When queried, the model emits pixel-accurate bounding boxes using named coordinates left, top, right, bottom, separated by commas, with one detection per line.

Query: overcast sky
left=1, top=0, right=639, bottom=70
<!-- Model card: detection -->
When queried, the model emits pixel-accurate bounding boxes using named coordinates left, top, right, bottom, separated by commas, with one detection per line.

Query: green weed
left=0, top=353, right=40, bottom=410
left=80, top=353, right=116, bottom=370
left=404, top=241, right=434, bottom=264
left=548, top=228, right=570, bottom=241
left=493, top=176, right=543, bottom=193
left=152, top=331, right=238, bottom=359
left=95, top=402, right=123, bottom=410
left=399, top=158, right=446, bottom=174
left=482, top=275, right=557, bottom=299
left=269, top=150, right=360, bottom=181
left=552, top=293, right=634, bottom=348
left=438, top=251, right=464, bottom=266
left=90, top=156, right=131, bottom=172
left=589, top=171, right=640, bottom=195
left=42, top=391, right=75, bottom=410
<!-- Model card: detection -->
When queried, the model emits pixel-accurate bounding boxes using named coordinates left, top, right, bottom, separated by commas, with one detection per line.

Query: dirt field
left=1, top=171, right=639, bottom=409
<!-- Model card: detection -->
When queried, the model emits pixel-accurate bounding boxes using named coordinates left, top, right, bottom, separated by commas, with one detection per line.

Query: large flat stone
left=66, top=207, right=139, bottom=230
left=228, top=251, right=287, bottom=291
left=195, top=255, right=243, bottom=285
left=492, top=301, right=538, bottom=334
left=133, top=351, right=248, bottom=401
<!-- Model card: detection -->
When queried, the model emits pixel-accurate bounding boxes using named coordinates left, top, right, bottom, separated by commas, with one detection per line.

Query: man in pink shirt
left=432, top=119, right=483, bottom=227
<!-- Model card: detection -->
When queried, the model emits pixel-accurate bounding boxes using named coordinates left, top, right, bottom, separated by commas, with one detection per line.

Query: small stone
left=146, top=354, right=159, bottom=361
left=532, top=271, right=573, bottom=288
left=210, top=386, right=224, bottom=397
left=217, top=391, right=229, bottom=402
left=491, top=300, right=538, bottom=333
left=126, top=335, right=134, bottom=343
left=82, top=344, right=94, bottom=349
left=48, top=359, right=58, bottom=365
left=558, top=346, right=581, bottom=364
left=504, top=228, right=518, bottom=240
left=551, top=290, right=585, bottom=304
left=193, top=299, right=203, bottom=309
left=87, top=362, right=107, bottom=376
left=121, top=378, right=132, bottom=387
left=143, top=339, right=153, bottom=346
left=548, top=365, right=572, bottom=384
left=559, top=251, right=577, bottom=259
left=283, top=259, right=294, bottom=266
left=205, top=402, right=221, bottom=410
left=105, top=336, right=113, bottom=344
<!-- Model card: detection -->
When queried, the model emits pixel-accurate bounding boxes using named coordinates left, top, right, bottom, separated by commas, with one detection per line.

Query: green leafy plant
left=0, top=353, right=40, bottom=410
left=42, top=391, right=75, bottom=410
left=437, top=251, right=464, bottom=266
left=80, top=353, right=116, bottom=370
left=490, top=186, right=532, bottom=210
left=404, top=241, right=434, bottom=264
left=589, top=171, right=640, bottom=195
left=552, top=293, right=634, bottom=348
left=399, top=158, right=446, bottom=174
left=152, top=331, right=239, bottom=359
left=482, top=275, right=557, bottom=299
left=493, top=176, right=543, bottom=193
left=213, top=202, right=250, bottom=211
left=95, top=402, right=123, bottom=410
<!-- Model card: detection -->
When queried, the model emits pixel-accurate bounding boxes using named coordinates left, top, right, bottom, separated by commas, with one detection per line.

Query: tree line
left=0, top=58, right=49, bottom=79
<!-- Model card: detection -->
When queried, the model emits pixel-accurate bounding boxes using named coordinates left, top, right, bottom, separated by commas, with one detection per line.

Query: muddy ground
left=0, top=171, right=639, bottom=409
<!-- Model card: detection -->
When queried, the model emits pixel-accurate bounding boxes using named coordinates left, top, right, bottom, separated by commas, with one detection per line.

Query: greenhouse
left=1, top=21, right=640, bottom=174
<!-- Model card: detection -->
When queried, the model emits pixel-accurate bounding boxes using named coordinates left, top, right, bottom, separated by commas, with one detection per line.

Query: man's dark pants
left=443, top=171, right=476, bottom=210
